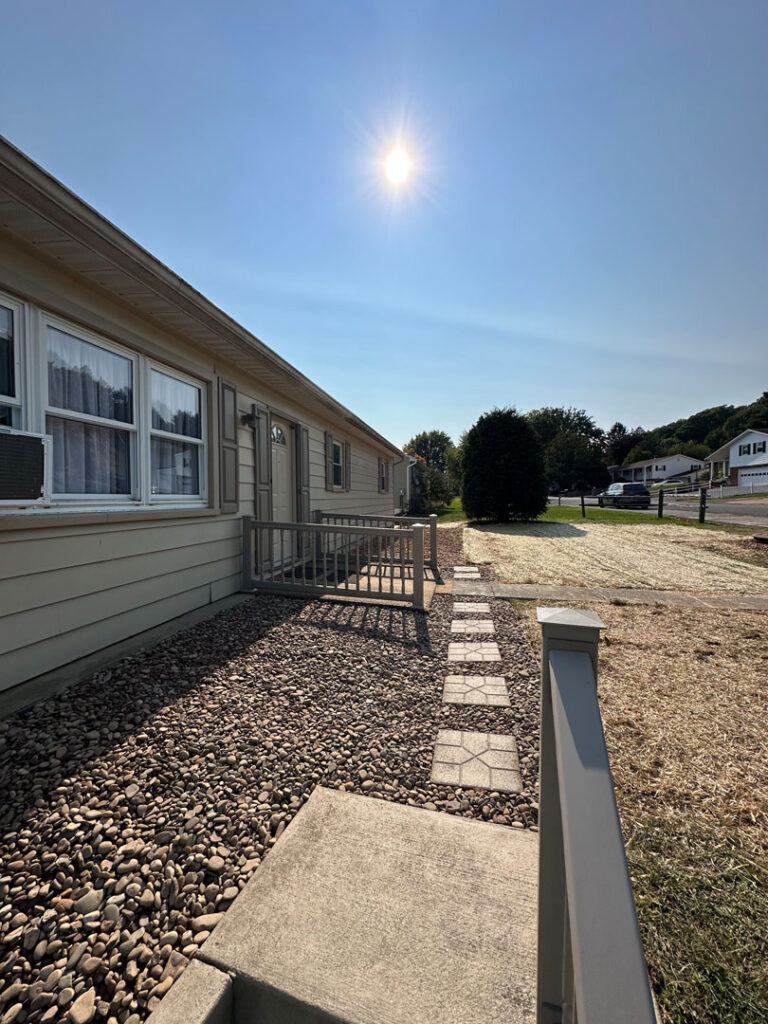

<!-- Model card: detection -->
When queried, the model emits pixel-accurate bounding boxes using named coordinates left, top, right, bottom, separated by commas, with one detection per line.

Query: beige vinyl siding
left=0, top=517, right=242, bottom=692
left=235, top=387, right=393, bottom=519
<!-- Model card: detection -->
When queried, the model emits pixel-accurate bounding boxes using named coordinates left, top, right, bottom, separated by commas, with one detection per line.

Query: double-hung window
left=739, top=443, right=751, bottom=456
left=754, top=441, right=766, bottom=455
left=46, top=325, right=136, bottom=498
left=0, top=292, right=210, bottom=511
left=150, top=368, right=204, bottom=498
left=0, top=296, right=23, bottom=428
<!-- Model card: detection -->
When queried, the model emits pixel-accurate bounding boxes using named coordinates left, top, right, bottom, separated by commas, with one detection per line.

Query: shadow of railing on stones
left=294, top=601, right=433, bottom=655
left=0, top=593, right=308, bottom=835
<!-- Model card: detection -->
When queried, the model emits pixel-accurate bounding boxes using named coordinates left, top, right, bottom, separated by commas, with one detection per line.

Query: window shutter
left=377, top=457, right=384, bottom=493
left=325, top=431, right=334, bottom=490
left=253, top=403, right=272, bottom=521
left=385, top=457, right=390, bottom=493
left=253, top=403, right=273, bottom=572
left=218, top=379, right=239, bottom=514
left=344, top=441, right=351, bottom=491
left=297, top=423, right=311, bottom=522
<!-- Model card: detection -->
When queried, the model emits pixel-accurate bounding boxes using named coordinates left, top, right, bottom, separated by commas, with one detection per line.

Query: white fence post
left=536, top=607, right=604, bottom=1024
left=412, top=523, right=425, bottom=611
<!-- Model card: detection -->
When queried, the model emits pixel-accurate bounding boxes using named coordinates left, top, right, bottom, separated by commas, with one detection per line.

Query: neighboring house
left=611, top=453, right=704, bottom=485
left=392, top=452, right=417, bottom=513
left=0, top=137, right=398, bottom=708
left=706, top=428, right=768, bottom=487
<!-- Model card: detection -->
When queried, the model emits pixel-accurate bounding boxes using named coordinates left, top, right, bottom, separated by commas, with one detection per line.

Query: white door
left=270, top=418, right=296, bottom=564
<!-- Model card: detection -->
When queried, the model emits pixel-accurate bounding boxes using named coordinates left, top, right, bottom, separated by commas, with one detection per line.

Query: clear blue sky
left=2, top=1, right=766, bottom=447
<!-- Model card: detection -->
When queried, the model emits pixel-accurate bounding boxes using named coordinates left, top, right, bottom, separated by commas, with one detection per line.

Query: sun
left=385, top=147, right=412, bottom=185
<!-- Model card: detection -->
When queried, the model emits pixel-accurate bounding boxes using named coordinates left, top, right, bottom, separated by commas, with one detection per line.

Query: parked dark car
left=598, top=483, right=651, bottom=509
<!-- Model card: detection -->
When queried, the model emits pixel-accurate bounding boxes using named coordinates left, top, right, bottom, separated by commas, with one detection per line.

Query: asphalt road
left=553, top=495, right=768, bottom=529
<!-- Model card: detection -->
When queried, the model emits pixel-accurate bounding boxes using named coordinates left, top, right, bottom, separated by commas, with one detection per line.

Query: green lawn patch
left=630, top=819, right=768, bottom=1024
left=436, top=496, right=468, bottom=523
left=539, top=504, right=755, bottom=535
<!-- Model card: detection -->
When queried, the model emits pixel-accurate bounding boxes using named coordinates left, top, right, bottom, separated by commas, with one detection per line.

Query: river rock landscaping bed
left=0, top=526, right=539, bottom=1023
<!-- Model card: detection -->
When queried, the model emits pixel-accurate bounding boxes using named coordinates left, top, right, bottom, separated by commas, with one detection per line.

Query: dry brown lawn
left=464, top=521, right=768, bottom=593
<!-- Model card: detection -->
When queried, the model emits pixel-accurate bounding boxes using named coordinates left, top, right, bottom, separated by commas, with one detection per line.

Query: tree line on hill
left=404, top=391, right=768, bottom=512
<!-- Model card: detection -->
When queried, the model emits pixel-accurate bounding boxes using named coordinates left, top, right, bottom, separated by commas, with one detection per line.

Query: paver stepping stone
left=453, top=602, right=491, bottom=614
left=442, top=674, right=510, bottom=707
left=450, top=619, right=495, bottom=634
left=448, top=641, right=501, bottom=662
left=431, top=730, right=521, bottom=791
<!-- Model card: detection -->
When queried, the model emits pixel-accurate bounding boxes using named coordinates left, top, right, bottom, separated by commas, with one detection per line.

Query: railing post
left=657, top=487, right=664, bottom=519
left=536, top=607, right=605, bottom=1024
left=428, top=514, right=438, bottom=572
left=241, top=516, right=254, bottom=591
left=412, top=524, right=425, bottom=610
left=699, top=486, right=707, bottom=524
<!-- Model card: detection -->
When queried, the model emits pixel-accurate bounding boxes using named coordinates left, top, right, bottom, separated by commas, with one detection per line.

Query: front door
left=270, top=417, right=295, bottom=564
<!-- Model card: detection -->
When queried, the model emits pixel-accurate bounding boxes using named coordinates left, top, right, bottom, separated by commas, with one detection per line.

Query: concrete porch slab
left=197, top=787, right=537, bottom=1024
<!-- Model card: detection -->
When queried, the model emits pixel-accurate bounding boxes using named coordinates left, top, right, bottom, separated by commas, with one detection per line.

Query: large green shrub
left=461, top=408, right=548, bottom=522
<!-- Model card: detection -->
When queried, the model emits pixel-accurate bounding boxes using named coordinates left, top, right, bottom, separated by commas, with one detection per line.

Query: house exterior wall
left=0, top=235, right=394, bottom=698
left=618, top=453, right=703, bottom=483
left=727, top=431, right=768, bottom=470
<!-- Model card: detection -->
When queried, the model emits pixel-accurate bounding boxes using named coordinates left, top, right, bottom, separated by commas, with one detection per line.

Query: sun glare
left=385, top=147, right=412, bottom=184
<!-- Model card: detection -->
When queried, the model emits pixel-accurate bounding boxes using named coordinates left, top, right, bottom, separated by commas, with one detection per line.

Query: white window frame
left=0, top=292, right=210, bottom=513
left=146, top=360, right=207, bottom=503
left=42, top=314, right=140, bottom=503
left=0, top=291, right=25, bottom=430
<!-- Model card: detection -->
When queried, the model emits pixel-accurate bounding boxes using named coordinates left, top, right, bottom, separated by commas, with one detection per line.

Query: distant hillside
left=622, top=391, right=768, bottom=464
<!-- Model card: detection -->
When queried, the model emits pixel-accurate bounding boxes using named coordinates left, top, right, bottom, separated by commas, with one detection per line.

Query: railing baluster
left=400, top=531, right=405, bottom=593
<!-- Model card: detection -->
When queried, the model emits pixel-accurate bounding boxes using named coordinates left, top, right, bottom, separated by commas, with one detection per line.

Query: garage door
left=738, top=468, right=768, bottom=486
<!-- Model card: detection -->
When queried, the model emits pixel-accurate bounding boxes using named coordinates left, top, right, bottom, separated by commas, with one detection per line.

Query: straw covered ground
left=463, top=520, right=768, bottom=593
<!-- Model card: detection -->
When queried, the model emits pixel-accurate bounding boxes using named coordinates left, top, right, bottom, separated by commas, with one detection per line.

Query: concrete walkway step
left=172, top=787, right=537, bottom=1024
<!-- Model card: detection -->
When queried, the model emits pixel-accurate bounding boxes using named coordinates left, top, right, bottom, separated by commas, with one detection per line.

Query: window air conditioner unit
left=0, top=428, right=52, bottom=506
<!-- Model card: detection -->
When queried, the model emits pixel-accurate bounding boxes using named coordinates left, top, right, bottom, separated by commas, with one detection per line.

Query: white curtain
left=48, top=416, right=131, bottom=494
left=48, top=327, right=132, bottom=422
left=151, top=370, right=200, bottom=437
left=151, top=437, right=199, bottom=495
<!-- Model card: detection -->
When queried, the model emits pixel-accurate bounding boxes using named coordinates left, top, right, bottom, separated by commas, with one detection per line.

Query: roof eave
left=0, top=136, right=401, bottom=457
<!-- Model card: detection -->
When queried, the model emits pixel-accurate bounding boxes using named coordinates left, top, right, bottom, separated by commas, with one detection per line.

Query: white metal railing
left=317, top=511, right=438, bottom=572
left=537, top=608, right=656, bottom=1024
left=241, top=517, right=426, bottom=609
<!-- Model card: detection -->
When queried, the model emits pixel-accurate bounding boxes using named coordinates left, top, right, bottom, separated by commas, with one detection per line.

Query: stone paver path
left=454, top=580, right=768, bottom=610
left=442, top=675, right=510, bottom=707
left=447, top=641, right=501, bottom=662
left=431, top=730, right=521, bottom=791
left=450, top=619, right=495, bottom=634
left=453, top=602, right=491, bottom=614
